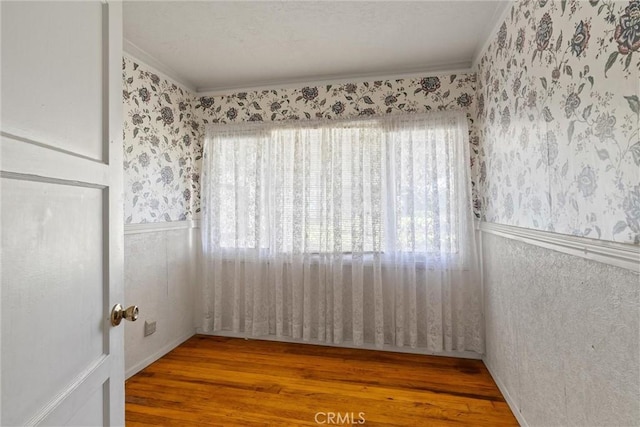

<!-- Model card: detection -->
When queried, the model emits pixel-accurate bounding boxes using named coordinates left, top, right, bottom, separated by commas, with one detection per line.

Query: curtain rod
left=204, top=109, right=469, bottom=134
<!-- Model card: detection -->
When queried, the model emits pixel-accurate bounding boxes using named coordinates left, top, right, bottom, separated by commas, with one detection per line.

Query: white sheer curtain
left=200, top=111, right=482, bottom=353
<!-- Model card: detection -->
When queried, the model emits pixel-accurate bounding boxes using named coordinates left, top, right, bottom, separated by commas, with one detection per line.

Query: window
left=202, top=112, right=471, bottom=258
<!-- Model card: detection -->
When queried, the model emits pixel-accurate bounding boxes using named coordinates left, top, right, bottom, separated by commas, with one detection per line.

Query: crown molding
left=195, top=61, right=474, bottom=96
left=123, top=38, right=197, bottom=93
left=472, top=1, right=514, bottom=69
left=122, top=38, right=473, bottom=97
left=123, top=35, right=475, bottom=97
left=124, top=219, right=200, bottom=235
left=479, top=221, right=640, bottom=273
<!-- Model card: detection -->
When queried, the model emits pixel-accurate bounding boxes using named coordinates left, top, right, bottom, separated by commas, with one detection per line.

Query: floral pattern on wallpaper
left=477, top=0, right=640, bottom=243
left=195, top=74, right=482, bottom=216
left=122, top=57, right=202, bottom=223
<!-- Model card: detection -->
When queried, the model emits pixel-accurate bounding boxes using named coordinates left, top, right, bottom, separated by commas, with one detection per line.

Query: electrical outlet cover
left=144, top=320, right=156, bottom=336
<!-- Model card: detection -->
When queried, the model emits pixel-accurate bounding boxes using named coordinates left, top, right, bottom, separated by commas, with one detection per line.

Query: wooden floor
left=126, top=335, right=517, bottom=426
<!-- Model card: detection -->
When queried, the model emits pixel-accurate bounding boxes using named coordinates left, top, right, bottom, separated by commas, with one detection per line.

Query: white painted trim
left=125, top=331, right=195, bottom=379
left=123, top=39, right=197, bottom=93
left=106, top=2, right=127, bottom=424
left=0, top=2, right=3, bottom=417
left=123, top=39, right=473, bottom=97
left=196, top=63, right=474, bottom=96
left=476, top=222, right=486, bottom=354
left=1, top=133, right=110, bottom=188
left=123, top=39, right=477, bottom=97
left=29, top=355, right=110, bottom=426
left=124, top=219, right=200, bottom=235
left=483, top=357, right=529, bottom=427
left=479, top=221, right=640, bottom=273
left=471, top=1, right=514, bottom=69
left=198, top=330, right=483, bottom=360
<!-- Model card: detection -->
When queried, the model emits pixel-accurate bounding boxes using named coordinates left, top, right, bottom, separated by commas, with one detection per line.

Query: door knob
left=111, top=304, right=139, bottom=326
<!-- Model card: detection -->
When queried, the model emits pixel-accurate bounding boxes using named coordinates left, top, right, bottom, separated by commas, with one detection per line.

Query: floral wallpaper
left=122, top=57, right=202, bottom=223
left=122, top=59, right=479, bottom=224
left=477, top=0, right=640, bottom=244
left=195, top=73, right=481, bottom=216
left=122, top=0, right=638, bottom=240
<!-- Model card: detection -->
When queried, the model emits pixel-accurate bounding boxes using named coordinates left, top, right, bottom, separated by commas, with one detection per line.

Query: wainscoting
left=124, top=222, right=200, bottom=378
left=123, top=219, right=640, bottom=425
left=480, top=227, right=640, bottom=427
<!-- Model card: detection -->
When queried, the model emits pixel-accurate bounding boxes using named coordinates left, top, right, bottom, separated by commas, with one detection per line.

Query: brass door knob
left=111, top=304, right=139, bottom=326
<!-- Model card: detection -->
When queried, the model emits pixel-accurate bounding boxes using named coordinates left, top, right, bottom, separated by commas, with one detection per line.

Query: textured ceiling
left=123, top=1, right=508, bottom=93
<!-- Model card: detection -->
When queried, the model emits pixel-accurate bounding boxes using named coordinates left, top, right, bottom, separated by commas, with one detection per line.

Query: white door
left=1, top=1, right=128, bottom=425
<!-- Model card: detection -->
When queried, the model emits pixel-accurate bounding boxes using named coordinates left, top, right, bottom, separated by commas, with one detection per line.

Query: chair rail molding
left=479, top=221, right=640, bottom=273
left=124, top=219, right=201, bottom=235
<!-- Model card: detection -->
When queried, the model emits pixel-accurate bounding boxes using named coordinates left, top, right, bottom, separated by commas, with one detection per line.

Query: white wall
left=121, top=54, right=201, bottom=377
left=482, top=231, right=640, bottom=426
left=124, top=226, right=197, bottom=378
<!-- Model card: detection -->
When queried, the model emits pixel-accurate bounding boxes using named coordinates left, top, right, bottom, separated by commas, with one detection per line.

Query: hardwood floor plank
left=126, top=335, right=518, bottom=426
left=161, top=351, right=502, bottom=399
left=131, top=363, right=507, bottom=419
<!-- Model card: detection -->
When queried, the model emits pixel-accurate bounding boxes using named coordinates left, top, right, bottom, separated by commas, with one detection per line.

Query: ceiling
left=123, top=1, right=509, bottom=93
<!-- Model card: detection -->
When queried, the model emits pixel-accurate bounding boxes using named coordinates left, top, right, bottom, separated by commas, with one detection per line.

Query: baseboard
left=125, top=331, right=196, bottom=379
left=483, top=357, right=528, bottom=427
left=198, top=329, right=483, bottom=360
